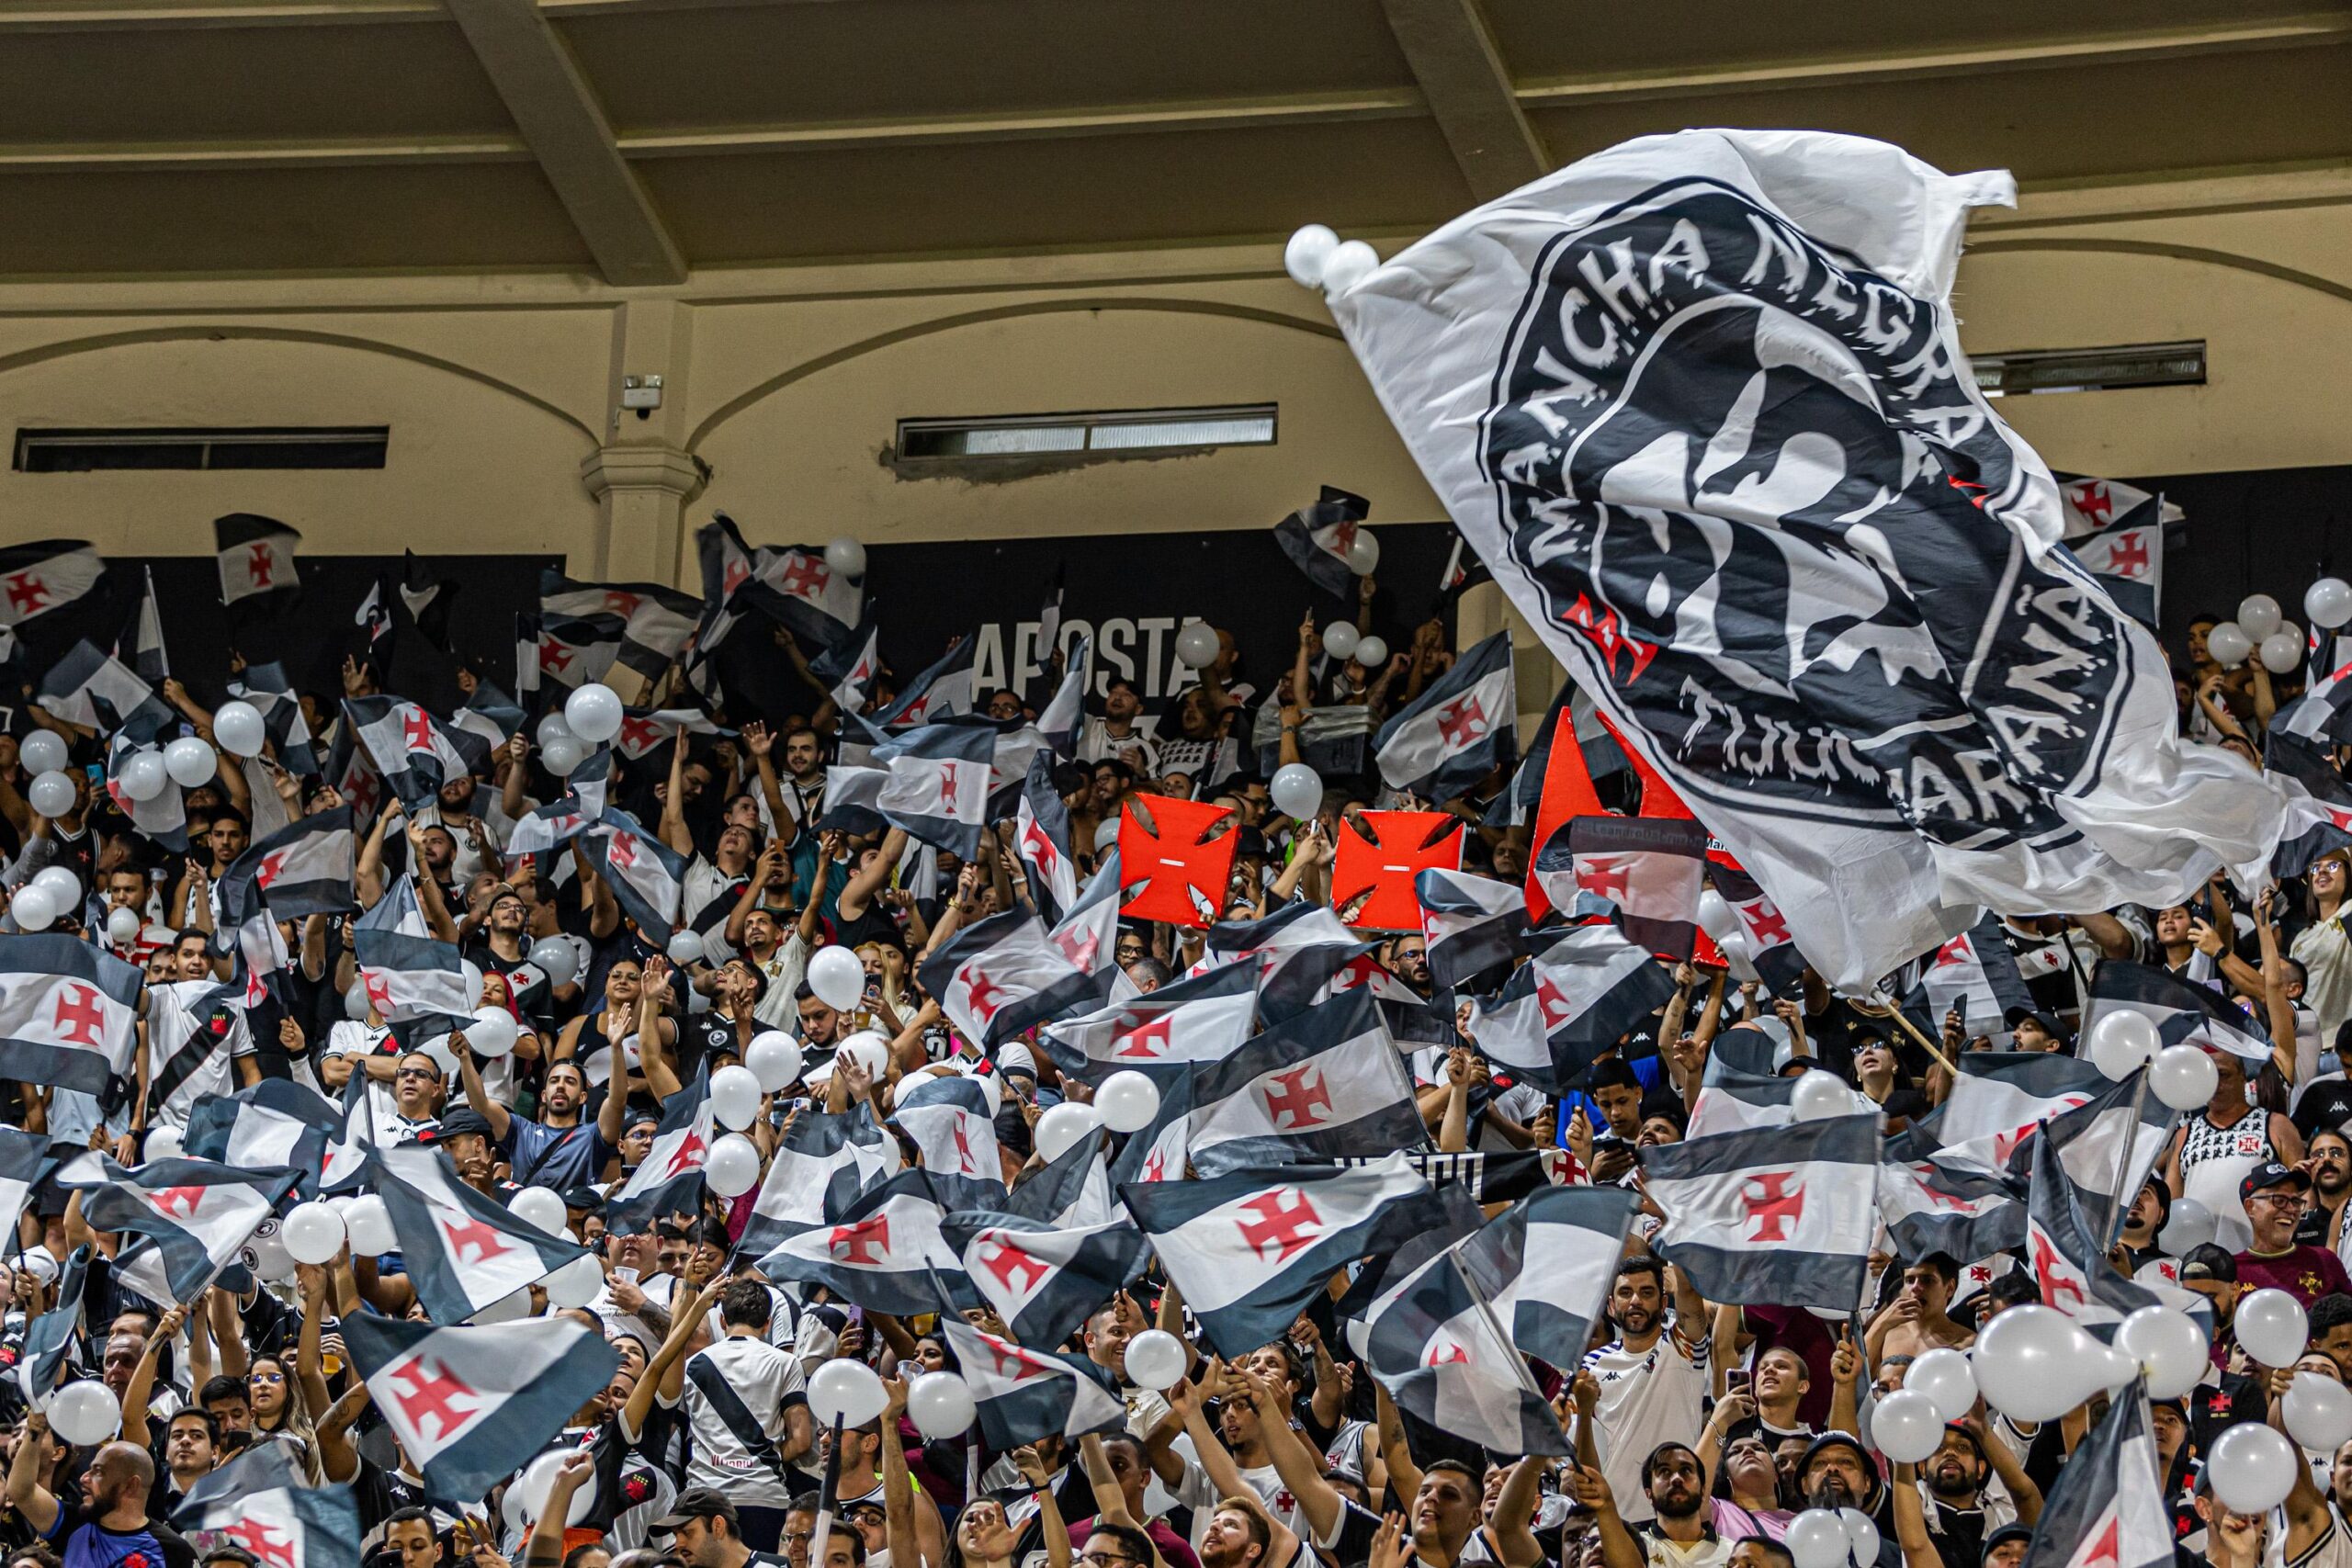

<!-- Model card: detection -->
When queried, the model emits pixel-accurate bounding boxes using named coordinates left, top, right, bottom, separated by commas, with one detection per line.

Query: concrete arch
left=1964, top=237, right=2352, bottom=310
left=0, top=324, right=602, bottom=447
left=686, top=296, right=1346, bottom=453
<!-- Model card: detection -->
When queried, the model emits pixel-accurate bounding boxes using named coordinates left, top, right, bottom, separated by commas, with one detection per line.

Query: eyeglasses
left=394, top=1066, right=438, bottom=1080
left=1079, top=1554, right=1137, bottom=1568
left=2254, top=1191, right=2308, bottom=1207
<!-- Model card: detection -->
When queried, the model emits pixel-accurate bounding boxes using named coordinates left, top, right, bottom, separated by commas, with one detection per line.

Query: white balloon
left=1096, top=1070, right=1161, bottom=1134
left=30, top=867, right=78, bottom=910
left=17, top=731, right=66, bottom=777
left=2260, top=631, right=2304, bottom=674
left=1124, top=1328, right=1189, bottom=1391
left=105, top=907, right=140, bottom=946
left=142, top=1126, right=183, bottom=1161
left=508, top=1186, right=569, bottom=1236
left=907, top=1371, right=977, bottom=1439
left=837, top=1030, right=890, bottom=1081
left=545, top=1254, right=605, bottom=1309
left=1868, top=1387, right=1946, bottom=1462
left=746, top=1032, right=806, bottom=1093
left=563, top=683, right=624, bottom=745
left=1789, top=1071, right=1852, bottom=1122
left=2239, top=594, right=2284, bottom=640
left=164, top=737, right=217, bottom=788
left=1283, top=224, right=1340, bottom=289
left=2285, top=1371, right=2352, bottom=1453
left=515, top=1448, right=594, bottom=1527
left=1174, top=621, right=1220, bottom=671
left=1322, top=621, right=1361, bottom=662
left=1353, top=635, right=1389, bottom=668
left=808, top=1358, right=888, bottom=1428
left=1695, top=889, right=1738, bottom=942
left=2118, top=1304, right=2211, bottom=1399
left=2086, top=1009, right=2161, bottom=1080
left=464, top=1006, right=519, bottom=1059
left=1035, top=1101, right=1102, bottom=1164
left=528, top=936, right=580, bottom=982
left=2207, top=621, right=2252, bottom=668
left=710, top=1065, right=764, bottom=1132
left=117, top=750, right=168, bottom=803
left=2237, top=1287, right=2312, bottom=1367
left=666, top=929, right=705, bottom=965
left=1786, top=1511, right=1848, bottom=1568
left=1320, top=239, right=1379, bottom=296
left=2148, top=1043, right=2220, bottom=1111
left=825, top=537, right=868, bottom=578
left=539, top=735, right=583, bottom=777
left=1346, top=530, right=1380, bottom=576
left=706, top=1133, right=762, bottom=1198
left=1838, top=1509, right=1882, bottom=1568
left=2309, top=578, right=2352, bottom=631
left=344, top=1193, right=396, bottom=1256
left=535, top=713, right=574, bottom=749
left=1973, top=1303, right=2127, bottom=1422
left=1270, top=762, right=1323, bottom=820
left=1094, top=815, right=1122, bottom=852
left=281, top=1201, right=347, bottom=1265
left=1904, top=1347, right=1978, bottom=1422
left=2208, top=1422, right=2300, bottom=1513
left=2159, top=1197, right=2217, bottom=1256
left=2282, top=621, right=2305, bottom=649
left=25, top=771, right=74, bottom=820
left=344, top=980, right=373, bottom=1021
left=246, top=1221, right=294, bottom=1282
left=213, top=701, right=266, bottom=759
left=8, top=885, right=56, bottom=933
left=808, top=944, right=865, bottom=1011
left=46, top=1381, right=120, bottom=1447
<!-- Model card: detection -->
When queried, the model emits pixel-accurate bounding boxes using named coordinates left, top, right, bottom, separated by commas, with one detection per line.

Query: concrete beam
left=1377, top=0, right=1547, bottom=199
left=440, top=0, right=687, bottom=286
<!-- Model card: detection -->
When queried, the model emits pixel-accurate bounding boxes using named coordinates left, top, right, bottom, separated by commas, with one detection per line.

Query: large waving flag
left=941, top=1210, right=1150, bottom=1349
left=1039, top=961, right=1258, bottom=1086
left=1639, top=1113, right=1880, bottom=1314
left=1374, top=631, right=1516, bottom=801
left=2025, top=1119, right=2162, bottom=1330
left=892, top=1075, right=1007, bottom=1213
left=735, top=1103, right=900, bottom=1258
left=605, top=1065, right=714, bottom=1235
left=15, top=1244, right=90, bottom=1404
left=1453, top=1186, right=1637, bottom=1373
left=341, top=697, right=483, bottom=811
left=751, top=1169, right=969, bottom=1316
left=2018, top=1377, right=2173, bottom=1568
left=0, top=935, right=142, bottom=1096
left=1185, top=987, right=1425, bottom=1177
left=373, top=1146, right=590, bottom=1323
left=919, top=908, right=1102, bottom=1053
left=1310, top=128, right=2286, bottom=987
left=182, top=1079, right=347, bottom=1199
left=174, top=1440, right=362, bottom=1568
left=1272, top=487, right=1372, bottom=599
left=0, top=540, right=103, bottom=635
left=1416, top=867, right=1530, bottom=991
left=1465, top=922, right=1676, bottom=1093
left=939, top=1317, right=1125, bottom=1450
left=79, top=1157, right=300, bottom=1303
left=343, top=1312, right=618, bottom=1508
left=1120, top=1150, right=1446, bottom=1357
left=1360, top=1247, right=1566, bottom=1456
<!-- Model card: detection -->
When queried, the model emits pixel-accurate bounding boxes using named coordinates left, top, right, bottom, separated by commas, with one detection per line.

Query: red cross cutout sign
left=1117, top=795, right=1238, bottom=929
left=1330, top=810, right=1461, bottom=931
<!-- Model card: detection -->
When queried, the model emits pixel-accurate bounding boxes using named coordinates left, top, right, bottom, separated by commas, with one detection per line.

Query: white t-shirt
left=1170, top=1448, right=1315, bottom=1552
left=145, top=981, right=255, bottom=1130
left=1578, top=1327, right=1712, bottom=1525
left=675, top=1332, right=808, bottom=1509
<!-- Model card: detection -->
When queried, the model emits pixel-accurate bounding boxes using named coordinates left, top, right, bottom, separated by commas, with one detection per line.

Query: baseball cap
left=651, top=1487, right=740, bottom=1534
left=436, top=1108, right=494, bottom=1143
left=2241, top=1161, right=2311, bottom=1202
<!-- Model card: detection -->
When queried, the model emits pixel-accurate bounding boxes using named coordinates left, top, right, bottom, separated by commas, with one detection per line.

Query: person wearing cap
left=1793, top=1435, right=1895, bottom=1563
left=429, top=1106, right=515, bottom=1203
left=650, top=1488, right=793, bottom=1568
left=2234, top=1162, right=2352, bottom=1308
left=1974, top=1524, right=2030, bottom=1568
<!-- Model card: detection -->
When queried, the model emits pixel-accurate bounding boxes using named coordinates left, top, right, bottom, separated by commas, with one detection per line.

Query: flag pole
left=2102, top=1067, right=2153, bottom=1248
left=809, top=1413, right=845, bottom=1568
left=1868, top=995, right=1961, bottom=1078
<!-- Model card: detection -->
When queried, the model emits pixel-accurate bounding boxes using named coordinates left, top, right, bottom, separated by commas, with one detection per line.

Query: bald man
left=6, top=1413, right=193, bottom=1568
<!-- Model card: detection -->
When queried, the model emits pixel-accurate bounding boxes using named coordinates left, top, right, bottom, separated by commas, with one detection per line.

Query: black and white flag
left=1313, top=128, right=2288, bottom=987
left=38, top=640, right=175, bottom=744
left=2018, top=1377, right=2173, bottom=1568
left=1360, top=1247, right=1566, bottom=1456
left=1878, top=1143, right=2025, bottom=1267
left=1465, top=922, right=1676, bottom=1094
left=80, top=1156, right=300, bottom=1303
left=0, top=934, right=143, bottom=1096
left=2025, top=1118, right=2161, bottom=1330
left=871, top=720, right=995, bottom=858
left=810, top=615, right=884, bottom=718
left=921, top=908, right=1102, bottom=1053
left=941, top=1210, right=1149, bottom=1350
left=215, top=514, right=300, bottom=608
left=1272, top=487, right=1372, bottom=599
left=1374, top=631, right=1516, bottom=800
left=2072, top=522, right=2162, bottom=628
left=938, top=1318, right=1125, bottom=1450
left=581, top=808, right=687, bottom=936
left=891, top=1075, right=1007, bottom=1213
left=1009, top=1127, right=1119, bottom=1229
left=1013, top=751, right=1080, bottom=923
left=1453, top=1185, right=1637, bottom=1372
left=605, top=1066, right=715, bottom=1235
left=1923, top=1051, right=2107, bottom=1179
left=1639, top=1113, right=1879, bottom=1314
left=2267, top=730, right=2352, bottom=879
left=1186, top=987, right=1425, bottom=1176
left=182, top=1079, right=347, bottom=1200
left=2084, top=959, right=2271, bottom=1065
left=372, top=1145, right=591, bottom=1323
left=1415, top=867, right=1529, bottom=991
left=342, top=697, right=483, bottom=811
left=353, top=878, right=469, bottom=1024
left=735, top=1102, right=900, bottom=1258
left=1907, top=914, right=2036, bottom=1035
left=1555, top=816, right=1707, bottom=959
left=215, top=807, right=356, bottom=941
left=342, top=1311, right=619, bottom=1509
left=1120, top=1150, right=1446, bottom=1357
left=539, top=571, right=700, bottom=688
left=0, top=539, right=103, bottom=635
left=1040, top=961, right=1257, bottom=1086
left=751, top=1169, right=969, bottom=1317
left=173, top=1439, right=362, bottom=1568
left=14, top=1243, right=88, bottom=1404
left=125, top=567, right=169, bottom=683
left=874, top=635, right=976, bottom=728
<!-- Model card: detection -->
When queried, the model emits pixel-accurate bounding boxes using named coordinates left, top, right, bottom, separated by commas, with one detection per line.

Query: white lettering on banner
left=969, top=616, right=1209, bottom=705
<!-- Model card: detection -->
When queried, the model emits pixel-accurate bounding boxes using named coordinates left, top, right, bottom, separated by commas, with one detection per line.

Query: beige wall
left=0, top=165, right=2346, bottom=585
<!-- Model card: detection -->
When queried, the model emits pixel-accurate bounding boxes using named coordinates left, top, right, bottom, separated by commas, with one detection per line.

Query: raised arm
left=457, top=1037, right=514, bottom=1142
left=6, top=1409, right=61, bottom=1537
left=659, top=731, right=695, bottom=858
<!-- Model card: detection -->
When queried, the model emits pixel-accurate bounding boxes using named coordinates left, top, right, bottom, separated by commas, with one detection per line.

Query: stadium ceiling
left=1, top=0, right=2347, bottom=281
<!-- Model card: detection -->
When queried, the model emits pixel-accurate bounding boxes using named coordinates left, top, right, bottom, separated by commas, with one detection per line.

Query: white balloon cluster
left=1785, top=1508, right=1878, bottom=1568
